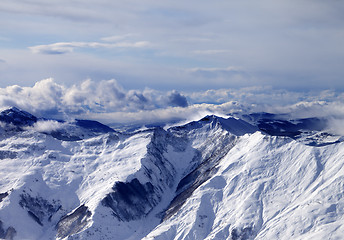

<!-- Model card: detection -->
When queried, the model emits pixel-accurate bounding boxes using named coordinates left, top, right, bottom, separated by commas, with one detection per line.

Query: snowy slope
left=0, top=108, right=343, bottom=240
left=145, top=132, right=344, bottom=240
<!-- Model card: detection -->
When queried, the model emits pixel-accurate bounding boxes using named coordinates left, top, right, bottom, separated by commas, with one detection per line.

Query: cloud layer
left=0, top=79, right=189, bottom=119
left=1, top=79, right=344, bottom=132
left=1, top=1, right=343, bottom=91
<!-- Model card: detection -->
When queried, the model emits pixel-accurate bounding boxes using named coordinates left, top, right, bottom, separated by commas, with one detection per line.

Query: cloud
left=1, top=78, right=344, bottom=136
left=83, top=101, right=243, bottom=126
left=0, top=1, right=343, bottom=137
left=29, top=40, right=150, bottom=55
left=166, top=90, right=188, bottom=107
left=29, top=120, right=66, bottom=133
left=0, top=0, right=344, bottom=90
left=1, top=78, right=344, bottom=137
left=1, top=1, right=344, bottom=91
left=327, top=117, right=344, bottom=136
left=0, top=79, right=64, bottom=116
left=0, top=79, right=190, bottom=120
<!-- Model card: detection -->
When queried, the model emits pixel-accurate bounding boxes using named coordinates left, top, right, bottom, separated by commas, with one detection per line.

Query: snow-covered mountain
left=0, top=107, right=343, bottom=240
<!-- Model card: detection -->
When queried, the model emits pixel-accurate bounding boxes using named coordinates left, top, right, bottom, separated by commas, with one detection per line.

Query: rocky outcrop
left=102, top=178, right=158, bottom=221
left=56, top=205, right=92, bottom=239
left=0, top=192, right=8, bottom=203
left=19, top=193, right=61, bottom=226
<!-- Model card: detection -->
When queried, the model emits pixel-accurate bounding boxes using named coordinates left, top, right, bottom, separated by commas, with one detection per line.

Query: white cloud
left=0, top=78, right=64, bottom=116
left=327, top=117, right=344, bottom=136
left=29, top=40, right=150, bottom=55
left=1, top=1, right=343, bottom=90
left=1, top=79, right=344, bottom=135
left=82, top=101, right=243, bottom=126
left=0, top=1, right=343, bottom=137
left=0, top=79, right=190, bottom=119
left=29, top=120, right=66, bottom=133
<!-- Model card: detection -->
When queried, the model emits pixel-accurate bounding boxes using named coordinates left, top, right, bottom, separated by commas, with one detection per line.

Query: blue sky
left=0, top=1, right=344, bottom=125
left=1, top=0, right=343, bottom=91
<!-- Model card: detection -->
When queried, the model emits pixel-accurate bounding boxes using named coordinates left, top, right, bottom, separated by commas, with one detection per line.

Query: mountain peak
left=0, top=109, right=344, bottom=239
left=0, top=107, right=37, bottom=126
left=173, top=114, right=258, bottom=136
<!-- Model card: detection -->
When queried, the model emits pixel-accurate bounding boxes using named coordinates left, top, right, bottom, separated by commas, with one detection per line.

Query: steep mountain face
left=145, top=133, right=344, bottom=240
left=0, top=108, right=343, bottom=240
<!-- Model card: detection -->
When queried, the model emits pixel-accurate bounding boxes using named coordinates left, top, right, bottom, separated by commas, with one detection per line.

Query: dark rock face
left=0, top=151, right=17, bottom=160
left=231, top=226, right=254, bottom=240
left=0, top=220, right=16, bottom=240
left=102, top=128, right=177, bottom=222
left=56, top=205, right=92, bottom=239
left=163, top=117, right=241, bottom=221
left=163, top=135, right=236, bottom=221
left=19, top=193, right=61, bottom=226
left=102, top=178, right=158, bottom=221
left=0, top=192, right=8, bottom=203
left=145, top=128, right=176, bottom=188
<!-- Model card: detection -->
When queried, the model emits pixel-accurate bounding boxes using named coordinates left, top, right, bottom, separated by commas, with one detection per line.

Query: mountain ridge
left=0, top=107, right=343, bottom=240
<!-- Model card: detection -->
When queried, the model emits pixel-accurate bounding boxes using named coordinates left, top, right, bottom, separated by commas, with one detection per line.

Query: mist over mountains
left=0, top=106, right=344, bottom=240
left=1, top=79, right=344, bottom=136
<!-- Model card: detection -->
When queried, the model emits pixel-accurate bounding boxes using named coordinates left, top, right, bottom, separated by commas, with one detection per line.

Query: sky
left=0, top=1, right=344, bottom=126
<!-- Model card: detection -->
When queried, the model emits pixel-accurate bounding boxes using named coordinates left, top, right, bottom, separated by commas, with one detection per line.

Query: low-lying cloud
left=0, top=78, right=189, bottom=119
left=1, top=79, right=344, bottom=135
left=29, top=120, right=66, bottom=133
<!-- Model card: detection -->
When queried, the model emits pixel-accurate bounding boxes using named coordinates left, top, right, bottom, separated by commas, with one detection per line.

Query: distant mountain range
left=0, top=107, right=343, bottom=240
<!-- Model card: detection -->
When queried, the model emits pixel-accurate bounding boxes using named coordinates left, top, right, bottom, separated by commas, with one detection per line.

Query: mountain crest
left=0, top=107, right=37, bottom=126
left=0, top=108, right=343, bottom=240
left=172, top=114, right=258, bottom=137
